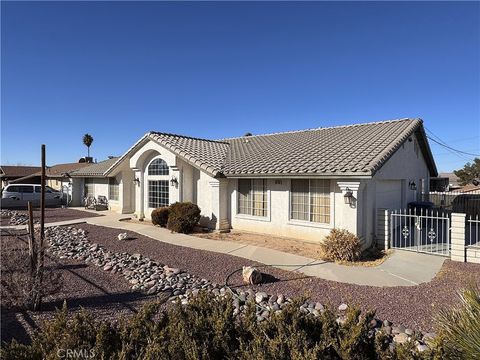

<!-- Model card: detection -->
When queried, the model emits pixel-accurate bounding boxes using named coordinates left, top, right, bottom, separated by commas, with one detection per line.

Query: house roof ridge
left=219, top=118, right=418, bottom=141
left=149, top=131, right=229, bottom=145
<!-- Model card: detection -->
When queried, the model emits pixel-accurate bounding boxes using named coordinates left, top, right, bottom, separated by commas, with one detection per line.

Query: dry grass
left=336, top=248, right=393, bottom=267
left=195, top=230, right=323, bottom=258
left=193, top=230, right=391, bottom=267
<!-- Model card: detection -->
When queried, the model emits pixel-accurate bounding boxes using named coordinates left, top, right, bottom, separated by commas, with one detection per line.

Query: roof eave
left=103, top=133, right=151, bottom=176
left=148, top=135, right=221, bottom=178
left=224, top=172, right=372, bottom=179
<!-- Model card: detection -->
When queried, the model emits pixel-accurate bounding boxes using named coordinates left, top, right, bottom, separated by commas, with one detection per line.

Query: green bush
left=151, top=207, right=170, bottom=227
left=166, top=202, right=201, bottom=234
left=435, top=286, right=480, bottom=359
left=320, top=228, right=362, bottom=262
left=1, top=291, right=435, bottom=359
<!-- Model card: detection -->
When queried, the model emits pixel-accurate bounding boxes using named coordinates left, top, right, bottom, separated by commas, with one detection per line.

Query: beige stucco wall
left=227, top=178, right=363, bottom=244
left=128, top=139, right=220, bottom=227
left=68, top=160, right=135, bottom=214
left=369, top=136, right=432, bottom=245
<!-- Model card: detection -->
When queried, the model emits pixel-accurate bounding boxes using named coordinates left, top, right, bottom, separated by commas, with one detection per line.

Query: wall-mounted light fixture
left=170, top=176, right=178, bottom=187
left=133, top=177, right=140, bottom=186
left=343, top=187, right=354, bottom=205
left=409, top=180, right=417, bottom=191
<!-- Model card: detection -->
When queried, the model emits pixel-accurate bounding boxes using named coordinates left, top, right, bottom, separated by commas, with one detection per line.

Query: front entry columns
left=336, top=181, right=362, bottom=237
left=169, top=165, right=181, bottom=203
left=133, top=168, right=144, bottom=220
left=209, top=179, right=230, bottom=232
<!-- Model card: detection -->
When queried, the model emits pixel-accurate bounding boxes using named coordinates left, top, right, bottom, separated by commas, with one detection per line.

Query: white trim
left=235, top=178, right=271, bottom=220
left=287, top=219, right=333, bottom=230
left=287, top=178, right=334, bottom=227
left=337, top=181, right=361, bottom=192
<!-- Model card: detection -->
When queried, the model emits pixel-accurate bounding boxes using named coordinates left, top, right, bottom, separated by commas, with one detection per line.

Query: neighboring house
left=455, top=184, right=480, bottom=193
left=10, top=163, right=91, bottom=191
left=438, top=172, right=461, bottom=190
left=0, top=165, right=41, bottom=188
left=99, top=118, right=436, bottom=247
left=69, top=157, right=135, bottom=214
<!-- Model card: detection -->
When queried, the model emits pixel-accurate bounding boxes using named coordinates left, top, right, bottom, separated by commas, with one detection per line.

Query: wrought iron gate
left=390, top=209, right=450, bottom=257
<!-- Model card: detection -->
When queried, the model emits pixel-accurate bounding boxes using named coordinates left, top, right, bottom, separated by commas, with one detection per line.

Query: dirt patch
left=194, top=230, right=391, bottom=266
left=196, top=230, right=325, bottom=259
left=0, top=229, right=163, bottom=345
left=0, top=208, right=101, bottom=226
left=70, top=223, right=480, bottom=333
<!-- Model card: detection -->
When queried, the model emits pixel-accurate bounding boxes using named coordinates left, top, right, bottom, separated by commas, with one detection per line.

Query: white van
left=0, top=184, right=63, bottom=208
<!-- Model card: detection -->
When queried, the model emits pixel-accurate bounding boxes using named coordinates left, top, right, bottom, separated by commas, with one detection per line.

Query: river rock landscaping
left=0, top=208, right=101, bottom=226
left=45, top=225, right=437, bottom=352
left=0, top=209, right=34, bottom=226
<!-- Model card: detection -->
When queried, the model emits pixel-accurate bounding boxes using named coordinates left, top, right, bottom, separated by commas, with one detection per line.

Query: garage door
left=376, top=180, right=403, bottom=210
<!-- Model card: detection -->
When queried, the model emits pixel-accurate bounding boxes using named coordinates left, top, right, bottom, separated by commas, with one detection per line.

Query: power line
left=424, top=127, right=479, bottom=161
left=427, top=136, right=480, bottom=157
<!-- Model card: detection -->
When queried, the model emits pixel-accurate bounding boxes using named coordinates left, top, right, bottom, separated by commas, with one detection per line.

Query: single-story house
left=75, top=118, right=437, bottom=248
left=10, top=162, right=91, bottom=191
left=0, top=165, right=41, bottom=188
left=69, top=157, right=135, bottom=214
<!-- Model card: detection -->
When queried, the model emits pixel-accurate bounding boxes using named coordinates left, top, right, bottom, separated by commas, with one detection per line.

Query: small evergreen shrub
left=166, top=202, right=201, bottom=234
left=151, top=207, right=170, bottom=227
left=2, top=290, right=463, bottom=359
left=320, top=228, right=362, bottom=262
left=435, top=286, right=480, bottom=359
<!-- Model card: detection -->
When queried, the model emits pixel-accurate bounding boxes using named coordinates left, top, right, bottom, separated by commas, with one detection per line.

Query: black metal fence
left=427, top=190, right=480, bottom=217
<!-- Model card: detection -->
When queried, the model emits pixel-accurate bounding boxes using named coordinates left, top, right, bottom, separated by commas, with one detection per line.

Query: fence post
left=376, top=208, right=390, bottom=250
left=451, top=213, right=466, bottom=262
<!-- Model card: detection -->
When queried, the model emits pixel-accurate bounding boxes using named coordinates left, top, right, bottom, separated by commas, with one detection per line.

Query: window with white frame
left=148, top=158, right=169, bottom=175
left=109, top=177, right=120, bottom=201
left=84, top=178, right=95, bottom=197
left=238, top=179, right=267, bottom=217
left=290, top=179, right=330, bottom=224
left=148, top=180, right=169, bottom=208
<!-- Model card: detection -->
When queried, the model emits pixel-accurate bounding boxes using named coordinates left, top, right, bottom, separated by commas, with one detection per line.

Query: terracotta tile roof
left=0, top=166, right=41, bottom=179
left=222, top=118, right=434, bottom=176
left=70, top=157, right=120, bottom=177
left=148, top=132, right=229, bottom=175
left=44, top=163, right=90, bottom=176
left=108, top=118, right=437, bottom=178
left=9, top=163, right=90, bottom=183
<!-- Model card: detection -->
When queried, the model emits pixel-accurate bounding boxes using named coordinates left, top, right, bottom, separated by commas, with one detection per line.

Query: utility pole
left=33, top=144, right=46, bottom=310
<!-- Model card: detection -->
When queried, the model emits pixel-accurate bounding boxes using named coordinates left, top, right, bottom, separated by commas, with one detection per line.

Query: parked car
left=0, top=184, right=63, bottom=209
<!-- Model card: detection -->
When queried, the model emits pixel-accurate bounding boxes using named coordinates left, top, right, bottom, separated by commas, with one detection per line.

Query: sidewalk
left=2, top=209, right=446, bottom=287
left=82, top=210, right=445, bottom=287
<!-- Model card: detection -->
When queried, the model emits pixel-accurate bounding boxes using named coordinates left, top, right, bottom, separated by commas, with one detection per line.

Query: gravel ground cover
left=0, top=208, right=101, bottom=226
left=3, top=222, right=479, bottom=348
left=0, top=229, right=160, bottom=344
left=78, top=223, right=480, bottom=333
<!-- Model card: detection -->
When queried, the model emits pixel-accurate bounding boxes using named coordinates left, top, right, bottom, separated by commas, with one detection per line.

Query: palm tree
left=83, top=133, right=94, bottom=157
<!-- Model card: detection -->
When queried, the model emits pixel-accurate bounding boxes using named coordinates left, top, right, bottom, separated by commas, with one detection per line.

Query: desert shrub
left=151, top=207, right=170, bottom=227
left=166, top=202, right=201, bottom=234
left=1, top=232, right=62, bottom=310
left=2, top=291, right=439, bottom=359
left=320, top=228, right=362, bottom=262
left=434, top=286, right=480, bottom=359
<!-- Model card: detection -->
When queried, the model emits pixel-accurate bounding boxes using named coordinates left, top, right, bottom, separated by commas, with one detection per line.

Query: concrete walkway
left=2, top=209, right=446, bottom=287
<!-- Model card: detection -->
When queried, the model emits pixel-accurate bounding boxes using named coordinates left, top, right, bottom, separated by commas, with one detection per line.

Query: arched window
left=148, top=158, right=169, bottom=175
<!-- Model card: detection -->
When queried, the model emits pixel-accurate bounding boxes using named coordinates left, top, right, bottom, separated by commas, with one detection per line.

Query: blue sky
left=1, top=1, right=479, bottom=172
